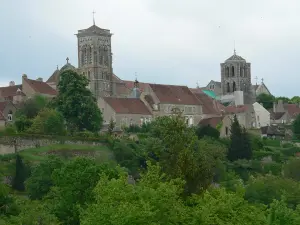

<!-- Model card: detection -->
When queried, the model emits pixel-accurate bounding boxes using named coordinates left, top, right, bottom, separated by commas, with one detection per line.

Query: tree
left=26, top=156, right=63, bottom=200
left=147, top=114, right=225, bottom=195
left=0, top=183, right=18, bottom=217
left=290, top=96, right=300, bottom=104
left=15, top=95, right=48, bottom=119
left=11, top=154, right=28, bottom=191
left=45, top=158, right=106, bottom=225
left=228, top=115, right=252, bottom=161
left=55, top=70, right=103, bottom=133
left=107, top=118, right=115, bottom=135
left=293, top=114, right=300, bottom=139
left=27, top=108, right=65, bottom=135
left=196, top=125, right=220, bottom=139
left=283, top=158, right=300, bottom=182
left=275, top=96, right=290, bottom=103
left=256, top=93, right=275, bottom=109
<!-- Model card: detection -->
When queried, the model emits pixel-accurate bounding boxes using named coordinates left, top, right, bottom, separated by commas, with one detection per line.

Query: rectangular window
left=225, top=127, right=229, bottom=136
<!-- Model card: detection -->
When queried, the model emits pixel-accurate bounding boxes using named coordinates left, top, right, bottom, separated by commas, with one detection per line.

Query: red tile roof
left=24, top=78, right=57, bottom=96
left=0, top=111, right=5, bottom=120
left=149, top=83, right=199, bottom=105
left=225, top=105, right=249, bottom=114
left=0, top=85, right=24, bottom=98
left=285, top=104, right=300, bottom=117
left=189, top=87, right=207, bottom=94
left=194, top=92, right=225, bottom=114
left=123, top=80, right=149, bottom=92
left=0, top=101, right=8, bottom=112
left=103, top=97, right=152, bottom=115
left=199, top=117, right=223, bottom=128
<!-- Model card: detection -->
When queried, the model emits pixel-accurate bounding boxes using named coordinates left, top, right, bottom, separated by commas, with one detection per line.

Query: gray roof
left=225, top=51, right=246, bottom=62
left=60, top=63, right=76, bottom=72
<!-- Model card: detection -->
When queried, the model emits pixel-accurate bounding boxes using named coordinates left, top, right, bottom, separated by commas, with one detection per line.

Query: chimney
left=22, top=74, right=27, bottom=79
left=36, top=77, right=43, bottom=82
left=273, top=101, right=276, bottom=113
left=9, top=81, right=15, bottom=86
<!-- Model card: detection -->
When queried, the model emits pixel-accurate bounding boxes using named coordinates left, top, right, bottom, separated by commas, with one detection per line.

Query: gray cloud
left=1, top=0, right=300, bottom=97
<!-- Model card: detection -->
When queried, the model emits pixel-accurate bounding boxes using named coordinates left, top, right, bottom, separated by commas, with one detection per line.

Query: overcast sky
left=1, top=0, right=300, bottom=97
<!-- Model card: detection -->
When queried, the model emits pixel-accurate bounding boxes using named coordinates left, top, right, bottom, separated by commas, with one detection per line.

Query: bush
left=281, top=146, right=300, bottom=157
left=263, top=139, right=281, bottom=147
left=74, top=131, right=96, bottom=138
left=15, top=116, right=33, bottom=132
left=195, top=125, right=220, bottom=139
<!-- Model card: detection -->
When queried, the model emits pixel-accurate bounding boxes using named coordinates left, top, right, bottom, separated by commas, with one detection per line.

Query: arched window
left=7, top=110, right=13, bottom=121
left=225, top=67, right=229, bottom=77
left=84, top=48, right=87, bottom=64
left=89, top=47, right=92, bottom=64
left=88, top=71, right=91, bottom=80
left=81, top=50, right=85, bottom=66
left=94, top=51, right=97, bottom=65
left=227, top=82, right=230, bottom=93
left=240, top=66, right=243, bottom=77
left=233, top=82, right=236, bottom=92
left=231, top=66, right=235, bottom=77
left=244, top=67, right=247, bottom=77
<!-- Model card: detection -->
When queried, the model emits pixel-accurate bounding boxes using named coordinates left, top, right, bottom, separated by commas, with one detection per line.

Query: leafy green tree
left=26, top=156, right=63, bottom=200
left=256, top=93, right=275, bottom=109
left=55, top=70, right=103, bottom=132
left=275, top=96, right=290, bottom=103
left=11, top=154, right=28, bottom=191
left=81, top=163, right=189, bottom=225
left=196, top=125, right=220, bottom=139
left=27, top=108, right=65, bottom=135
left=245, top=175, right=300, bottom=208
left=283, top=158, right=300, bottom=182
left=15, top=95, right=48, bottom=119
left=228, top=115, right=252, bottom=161
left=0, top=183, right=19, bottom=217
left=293, top=114, right=300, bottom=139
left=14, top=115, right=32, bottom=132
left=45, top=158, right=107, bottom=225
left=148, top=114, right=225, bottom=195
left=290, top=96, right=300, bottom=104
left=107, top=118, right=115, bottom=135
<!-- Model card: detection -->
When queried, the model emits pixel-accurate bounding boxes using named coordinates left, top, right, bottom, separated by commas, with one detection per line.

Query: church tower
left=220, top=50, right=254, bottom=104
left=76, top=17, right=113, bottom=97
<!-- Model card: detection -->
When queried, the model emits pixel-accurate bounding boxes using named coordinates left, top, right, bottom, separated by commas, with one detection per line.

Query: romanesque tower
left=220, top=50, right=254, bottom=104
left=76, top=19, right=113, bottom=97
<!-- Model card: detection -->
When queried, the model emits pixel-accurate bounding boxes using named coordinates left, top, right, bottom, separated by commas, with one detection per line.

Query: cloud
left=1, top=0, right=300, bottom=97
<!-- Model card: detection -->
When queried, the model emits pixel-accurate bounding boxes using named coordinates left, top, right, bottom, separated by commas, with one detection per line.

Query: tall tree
left=15, top=95, right=48, bottom=119
left=228, top=115, right=252, bottom=161
left=12, top=154, right=28, bottom=191
left=56, top=70, right=103, bottom=132
left=256, top=93, right=275, bottom=110
left=293, top=114, right=300, bottom=139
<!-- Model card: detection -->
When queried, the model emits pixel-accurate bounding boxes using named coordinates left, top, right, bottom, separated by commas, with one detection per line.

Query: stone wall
left=0, top=136, right=106, bottom=155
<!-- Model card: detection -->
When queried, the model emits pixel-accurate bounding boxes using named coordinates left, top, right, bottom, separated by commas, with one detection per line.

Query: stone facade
left=76, top=24, right=113, bottom=98
left=252, top=102, right=270, bottom=128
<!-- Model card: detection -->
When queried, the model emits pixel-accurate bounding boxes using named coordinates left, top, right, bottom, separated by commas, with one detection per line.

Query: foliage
left=0, top=183, right=19, bottom=217
left=27, top=108, right=65, bottom=135
left=228, top=115, right=252, bottom=161
left=26, top=156, right=64, bottom=200
left=45, top=158, right=109, bottom=225
left=11, top=154, right=28, bottom=191
left=125, top=123, right=152, bottom=133
left=256, top=93, right=275, bottom=109
left=283, top=158, right=300, bottom=181
left=80, top=163, right=189, bottom=225
left=55, top=70, right=103, bottom=132
left=293, top=114, right=300, bottom=139
left=195, top=125, right=220, bottom=139
left=14, top=115, right=32, bottom=132
left=15, top=95, right=48, bottom=119
left=107, top=118, right=115, bottom=135
left=245, top=175, right=300, bottom=208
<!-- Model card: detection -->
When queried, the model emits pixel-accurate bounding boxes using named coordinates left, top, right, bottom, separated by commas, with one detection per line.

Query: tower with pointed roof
left=76, top=17, right=113, bottom=97
left=220, top=50, right=254, bottom=104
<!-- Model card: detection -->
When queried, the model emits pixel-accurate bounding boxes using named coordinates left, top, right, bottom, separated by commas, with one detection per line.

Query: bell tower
left=220, top=50, right=254, bottom=104
left=76, top=14, right=113, bottom=98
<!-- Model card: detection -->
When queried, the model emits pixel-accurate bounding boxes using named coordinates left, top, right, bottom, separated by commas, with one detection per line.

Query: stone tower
left=76, top=22, right=113, bottom=97
left=220, top=50, right=255, bottom=104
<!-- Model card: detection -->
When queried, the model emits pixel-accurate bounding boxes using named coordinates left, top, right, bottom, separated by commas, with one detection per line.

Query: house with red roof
left=272, top=100, right=300, bottom=124
left=0, top=101, right=17, bottom=129
left=98, top=97, right=152, bottom=129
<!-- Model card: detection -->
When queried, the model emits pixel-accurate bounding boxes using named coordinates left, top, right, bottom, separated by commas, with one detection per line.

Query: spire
left=233, top=40, right=236, bottom=55
left=92, top=11, right=96, bottom=25
left=261, top=78, right=264, bottom=84
left=196, top=81, right=199, bottom=88
left=66, top=57, right=69, bottom=64
left=134, top=72, right=139, bottom=88
left=56, top=65, right=59, bottom=70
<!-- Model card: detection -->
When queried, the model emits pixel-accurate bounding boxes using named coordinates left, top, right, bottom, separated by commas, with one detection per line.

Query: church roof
left=60, top=63, right=76, bottom=72
left=47, top=68, right=60, bottom=83
left=225, top=50, right=246, bottom=62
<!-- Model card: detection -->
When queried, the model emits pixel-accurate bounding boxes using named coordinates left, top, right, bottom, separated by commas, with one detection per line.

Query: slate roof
left=149, top=83, right=199, bottom=105
left=261, top=126, right=284, bottom=136
left=225, top=52, right=246, bottom=62
left=24, top=78, right=57, bottom=96
left=285, top=104, right=300, bottom=117
left=47, top=68, right=60, bottom=83
left=270, top=112, right=286, bottom=120
left=103, top=97, right=152, bottom=115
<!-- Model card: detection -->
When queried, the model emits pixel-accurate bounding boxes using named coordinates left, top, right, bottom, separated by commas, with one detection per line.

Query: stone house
left=225, top=104, right=256, bottom=129
left=219, top=115, right=232, bottom=138
left=270, top=111, right=291, bottom=125
left=0, top=101, right=17, bottom=128
left=271, top=100, right=300, bottom=124
left=252, top=102, right=270, bottom=128
left=141, top=83, right=203, bottom=126
left=98, top=97, right=152, bottom=129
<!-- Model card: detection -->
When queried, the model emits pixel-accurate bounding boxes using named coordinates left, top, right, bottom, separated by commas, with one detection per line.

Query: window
left=225, top=127, right=229, bottom=136
left=225, top=67, right=229, bottom=77
left=257, top=115, right=260, bottom=122
left=233, top=82, right=236, bottom=92
left=240, top=66, right=243, bottom=77
left=227, top=82, right=230, bottom=93
left=7, top=110, right=13, bottom=121
left=140, top=117, right=144, bottom=125
left=231, top=66, right=235, bottom=77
